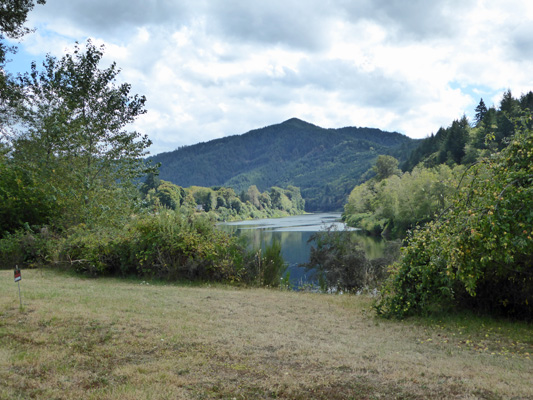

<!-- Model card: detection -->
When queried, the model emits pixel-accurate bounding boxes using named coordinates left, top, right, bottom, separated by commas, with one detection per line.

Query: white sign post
left=14, top=266, right=22, bottom=309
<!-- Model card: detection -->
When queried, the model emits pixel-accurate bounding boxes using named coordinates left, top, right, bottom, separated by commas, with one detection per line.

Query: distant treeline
left=141, top=173, right=305, bottom=221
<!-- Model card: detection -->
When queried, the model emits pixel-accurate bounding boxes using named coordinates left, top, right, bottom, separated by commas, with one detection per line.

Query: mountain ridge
left=150, top=119, right=419, bottom=211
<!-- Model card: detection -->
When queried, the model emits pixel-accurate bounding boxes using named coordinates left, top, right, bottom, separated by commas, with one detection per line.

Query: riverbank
left=1, top=269, right=531, bottom=399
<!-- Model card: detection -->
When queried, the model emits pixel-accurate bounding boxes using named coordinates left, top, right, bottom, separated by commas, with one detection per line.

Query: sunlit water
left=218, top=213, right=385, bottom=287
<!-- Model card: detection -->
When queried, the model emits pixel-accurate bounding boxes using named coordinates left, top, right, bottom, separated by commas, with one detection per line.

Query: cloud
left=28, top=0, right=192, bottom=39
left=8, top=0, right=533, bottom=154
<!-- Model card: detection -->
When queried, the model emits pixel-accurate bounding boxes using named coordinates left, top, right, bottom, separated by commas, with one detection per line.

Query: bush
left=0, top=227, right=56, bottom=269
left=375, top=124, right=533, bottom=319
left=56, top=210, right=255, bottom=283
left=303, top=226, right=399, bottom=292
left=261, top=240, right=286, bottom=287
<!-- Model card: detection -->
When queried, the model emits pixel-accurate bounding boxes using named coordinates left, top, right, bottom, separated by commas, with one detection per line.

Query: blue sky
left=5, top=0, right=533, bottom=155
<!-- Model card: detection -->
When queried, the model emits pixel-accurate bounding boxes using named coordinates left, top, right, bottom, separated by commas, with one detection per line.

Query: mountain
left=149, top=118, right=420, bottom=211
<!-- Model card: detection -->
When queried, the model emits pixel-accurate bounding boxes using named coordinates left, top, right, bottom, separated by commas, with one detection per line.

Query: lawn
left=1, top=269, right=531, bottom=399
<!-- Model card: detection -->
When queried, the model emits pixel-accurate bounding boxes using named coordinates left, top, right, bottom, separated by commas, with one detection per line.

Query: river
left=218, top=213, right=385, bottom=287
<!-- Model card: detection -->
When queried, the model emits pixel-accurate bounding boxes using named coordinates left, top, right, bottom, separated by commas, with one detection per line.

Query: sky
left=5, top=0, right=533, bottom=155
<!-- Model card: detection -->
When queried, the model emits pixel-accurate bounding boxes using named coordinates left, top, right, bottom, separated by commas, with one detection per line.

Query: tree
left=304, top=226, right=393, bottom=292
left=1, top=0, right=46, bottom=137
left=246, top=185, right=261, bottom=208
left=0, top=0, right=45, bottom=41
left=0, top=154, right=57, bottom=235
left=441, top=116, right=469, bottom=164
left=285, top=185, right=305, bottom=211
left=155, top=181, right=181, bottom=210
left=376, top=122, right=533, bottom=319
left=12, top=40, right=153, bottom=227
left=373, top=155, right=400, bottom=181
left=140, top=172, right=161, bottom=195
left=519, top=91, right=533, bottom=113
left=474, top=98, right=487, bottom=126
left=499, top=89, right=518, bottom=116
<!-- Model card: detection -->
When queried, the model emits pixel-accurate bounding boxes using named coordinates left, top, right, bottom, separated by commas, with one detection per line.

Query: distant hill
left=149, top=118, right=419, bottom=211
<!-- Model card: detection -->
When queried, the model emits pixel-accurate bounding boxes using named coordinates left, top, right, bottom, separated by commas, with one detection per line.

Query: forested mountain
left=150, top=118, right=419, bottom=211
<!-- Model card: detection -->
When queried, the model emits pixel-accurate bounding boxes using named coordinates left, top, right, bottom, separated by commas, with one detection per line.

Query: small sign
left=14, top=268, right=21, bottom=282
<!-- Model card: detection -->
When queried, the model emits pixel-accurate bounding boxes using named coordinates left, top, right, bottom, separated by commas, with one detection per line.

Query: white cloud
left=6, top=0, right=533, bottom=154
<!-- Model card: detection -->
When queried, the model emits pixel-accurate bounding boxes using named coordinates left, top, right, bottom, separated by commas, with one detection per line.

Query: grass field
left=1, top=269, right=532, bottom=399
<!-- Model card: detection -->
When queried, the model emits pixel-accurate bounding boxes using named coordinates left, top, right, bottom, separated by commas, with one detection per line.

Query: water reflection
left=218, top=213, right=385, bottom=286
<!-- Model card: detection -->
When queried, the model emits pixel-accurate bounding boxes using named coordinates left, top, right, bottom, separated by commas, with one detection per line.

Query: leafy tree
left=343, top=164, right=458, bottom=238
left=0, top=0, right=45, bottom=42
left=285, top=185, right=305, bottom=211
left=0, top=157, right=56, bottom=234
left=246, top=185, right=261, bottom=208
left=270, top=187, right=292, bottom=211
left=155, top=181, right=181, bottom=210
left=373, top=155, right=400, bottom=181
left=1, top=0, right=46, bottom=136
left=11, top=40, right=153, bottom=228
left=376, top=122, right=533, bottom=319
left=304, top=226, right=398, bottom=292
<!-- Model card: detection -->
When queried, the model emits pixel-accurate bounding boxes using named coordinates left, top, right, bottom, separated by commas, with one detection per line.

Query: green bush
left=375, top=124, right=533, bottom=319
left=56, top=210, right=255, bottom=283
left=0, top=227, right=56, bottom=269
left=261, top=240, right=286, bottom=287
left=303, top=226, right=399, bottom=292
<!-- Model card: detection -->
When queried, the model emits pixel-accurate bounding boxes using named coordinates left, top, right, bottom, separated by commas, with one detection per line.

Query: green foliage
left=138, top=178, right=305, bottom=221
left=373, top=155, right=401, bottom=181
left=0, top=226, right=55, bottom=269
left=55, top=211, right=251, bottom=282
left=1, top=40, right=154, bottom=234
left=474, top=98, right=488, bottom=126
left=151, top=118, right=419, bottom=211
left=404, top=91, right=533, bottom=170
left=1, top=0, right=46, bottom=137
left=304, top=226, right=399, bottom=292
left=343, top=161, right=459, bottom=238
left=0, top=159, right=58, bottom=234
left=375, top=123, right=533, bottom=319
left=0, top=0, right=45, bottom=41
left=261, top=240, right=287, bottom=287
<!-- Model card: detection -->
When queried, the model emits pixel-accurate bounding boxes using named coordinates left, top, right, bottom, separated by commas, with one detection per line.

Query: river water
left=218, top=213, right=385, bottom=286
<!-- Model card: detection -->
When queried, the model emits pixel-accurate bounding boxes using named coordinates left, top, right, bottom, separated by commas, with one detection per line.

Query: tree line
left=140, top=175, right=305, bottom=221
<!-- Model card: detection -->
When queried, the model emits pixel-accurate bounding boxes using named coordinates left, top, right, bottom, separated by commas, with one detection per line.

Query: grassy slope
left=1, top=270, right=531, bottom=399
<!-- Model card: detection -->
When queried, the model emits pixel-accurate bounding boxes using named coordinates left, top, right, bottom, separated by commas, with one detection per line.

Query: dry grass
left=1, top=269, right=531, bottom=399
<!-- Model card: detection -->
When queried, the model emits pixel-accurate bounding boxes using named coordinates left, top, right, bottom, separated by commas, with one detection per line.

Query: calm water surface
left=218, top=213, right=385, bottom=286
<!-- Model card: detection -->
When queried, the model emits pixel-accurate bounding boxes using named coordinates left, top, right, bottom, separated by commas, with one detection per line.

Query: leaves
left=5, top=40, right=154, bottom=231
left=375, top=123, right=533, bottom=319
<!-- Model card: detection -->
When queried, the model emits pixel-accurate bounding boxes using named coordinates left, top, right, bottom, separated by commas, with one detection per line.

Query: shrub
left=375, top=123, right=533, bottom=319
left=0, top=227, right=56, bottom=269
left=303, top=226, right=398, bottom=292
left=57, top=210, right=251, bottom=283
left=261, top=240, right=286, bottom=287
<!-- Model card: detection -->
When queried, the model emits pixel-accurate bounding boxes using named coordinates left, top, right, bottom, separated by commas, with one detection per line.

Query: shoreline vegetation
left=1, top=269, right=532, bottom=400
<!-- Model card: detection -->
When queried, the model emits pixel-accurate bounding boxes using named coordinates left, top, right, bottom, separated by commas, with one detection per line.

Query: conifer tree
left=474, top=98, right=487, bottom=126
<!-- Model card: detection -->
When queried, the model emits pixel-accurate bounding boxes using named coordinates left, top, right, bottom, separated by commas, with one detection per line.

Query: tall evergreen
left=474, top=98, right=488, bottom=126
